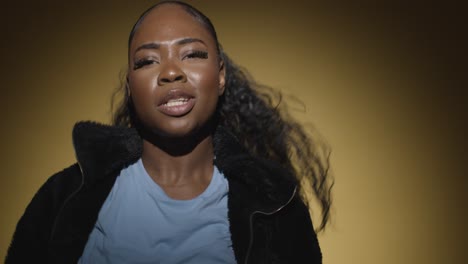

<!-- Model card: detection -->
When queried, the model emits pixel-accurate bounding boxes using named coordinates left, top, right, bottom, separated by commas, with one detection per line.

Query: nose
left=157, top=61, right=187, bottom=85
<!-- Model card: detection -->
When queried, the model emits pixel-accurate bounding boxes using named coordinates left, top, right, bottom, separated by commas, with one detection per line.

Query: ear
left=218, top=59, right=226, bottom=96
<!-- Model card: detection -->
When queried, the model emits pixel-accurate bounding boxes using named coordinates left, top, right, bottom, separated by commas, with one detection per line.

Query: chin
left=136, top=109, right=217, bottom=141
left=153, top=120, right=204, bottom=139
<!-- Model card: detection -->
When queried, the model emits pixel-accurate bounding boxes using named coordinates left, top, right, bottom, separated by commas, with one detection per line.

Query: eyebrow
left=134, top=38, right=206, bottom=53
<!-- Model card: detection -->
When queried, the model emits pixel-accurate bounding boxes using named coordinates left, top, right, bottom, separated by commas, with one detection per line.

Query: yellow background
left=1, top=1, right=466, bottom=263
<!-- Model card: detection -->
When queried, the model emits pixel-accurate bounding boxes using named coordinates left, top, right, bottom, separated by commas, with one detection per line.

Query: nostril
left=158, top=65, right=187, bottom=84
left=174, top=75, right=184, bottom=82
left=160, top=77, right=171, bottom=83
left=160, top=75, right=184, bottom=84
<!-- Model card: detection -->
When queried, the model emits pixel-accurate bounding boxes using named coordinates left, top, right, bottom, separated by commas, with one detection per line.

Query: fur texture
left=6, top=121, right=321, bottom=263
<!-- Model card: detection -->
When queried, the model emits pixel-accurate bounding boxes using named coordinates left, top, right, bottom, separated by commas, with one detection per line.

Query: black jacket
left=6, top=122, right=322, bottom=263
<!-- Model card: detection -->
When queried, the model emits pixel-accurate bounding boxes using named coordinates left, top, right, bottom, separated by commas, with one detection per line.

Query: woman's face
left=128, top=4, right=225, bottom=138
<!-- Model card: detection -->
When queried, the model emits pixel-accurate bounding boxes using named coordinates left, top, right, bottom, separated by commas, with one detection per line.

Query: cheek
left=128, top=74, right=161, bottom=118
left=187, top=66, right=220, bottom=92
left=128, top=73, right=158, bottom=99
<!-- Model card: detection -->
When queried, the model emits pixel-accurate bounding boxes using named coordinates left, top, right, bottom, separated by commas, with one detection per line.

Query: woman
left=6, top=1, right=333, bottom=263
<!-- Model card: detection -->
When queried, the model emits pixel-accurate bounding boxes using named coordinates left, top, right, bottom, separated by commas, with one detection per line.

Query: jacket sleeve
left=5, top=164, right=81, bottom=263
left=275, top=195, right=322, bottom=263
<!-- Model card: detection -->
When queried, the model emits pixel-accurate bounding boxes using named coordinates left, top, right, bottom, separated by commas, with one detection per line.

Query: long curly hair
left=111, top=0, right=333, bottom=232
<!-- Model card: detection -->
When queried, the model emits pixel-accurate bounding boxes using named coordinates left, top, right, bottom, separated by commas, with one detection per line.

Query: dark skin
left=127, top=4, right=225, bottom=200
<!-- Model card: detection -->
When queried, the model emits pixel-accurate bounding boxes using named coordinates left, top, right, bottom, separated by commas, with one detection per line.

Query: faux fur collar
left=72, top=121, right=297, bottom=211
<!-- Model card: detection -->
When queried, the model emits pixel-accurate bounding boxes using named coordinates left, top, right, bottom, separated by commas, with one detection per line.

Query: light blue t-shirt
left=79, top=159, right=236, bottom=264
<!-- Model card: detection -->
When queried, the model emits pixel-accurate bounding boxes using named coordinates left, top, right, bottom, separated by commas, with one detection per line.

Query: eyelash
left=185, top=50, right=208, bottom=59
left=133, top=59, right=156, bottom=70
left=133, top=51, right=209, bottom=70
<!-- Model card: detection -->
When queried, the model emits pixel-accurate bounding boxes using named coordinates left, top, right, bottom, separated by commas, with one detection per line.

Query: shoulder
left=274, top=193, right=322, bottom=263
left=17, top=163, right=82, bottom=227
left=20, top=163, right=83, bottom=220
left=6, top=163, right=84, bottom=262
left=39, top=163, right=83, bottom=201
left=48, top=163, right=82, bottom=187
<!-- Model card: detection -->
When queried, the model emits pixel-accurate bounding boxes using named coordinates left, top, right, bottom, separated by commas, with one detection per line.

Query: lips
left=157, top=90, right=195, bottom=117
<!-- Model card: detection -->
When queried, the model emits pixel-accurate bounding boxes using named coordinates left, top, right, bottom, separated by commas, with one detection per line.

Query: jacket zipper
left=49, top=162, right=85, bottom=243
left=244, top=185, right=297, bottom=264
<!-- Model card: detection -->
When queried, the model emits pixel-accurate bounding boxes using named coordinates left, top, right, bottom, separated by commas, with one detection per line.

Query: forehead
left=130, top=4, right=214, bottom=48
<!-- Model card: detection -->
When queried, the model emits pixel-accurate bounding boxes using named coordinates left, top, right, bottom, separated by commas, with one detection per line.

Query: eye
left=133, top=58, right=158, bottom=70
left=184, top=50, right=208, bottom=60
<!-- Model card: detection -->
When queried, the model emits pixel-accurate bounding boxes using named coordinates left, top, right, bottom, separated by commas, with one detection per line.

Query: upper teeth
left=165, top=98, right=189, bottom=107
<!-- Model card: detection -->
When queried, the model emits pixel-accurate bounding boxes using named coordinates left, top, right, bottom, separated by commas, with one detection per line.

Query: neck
left=139, top=126, right=215, bottom=187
